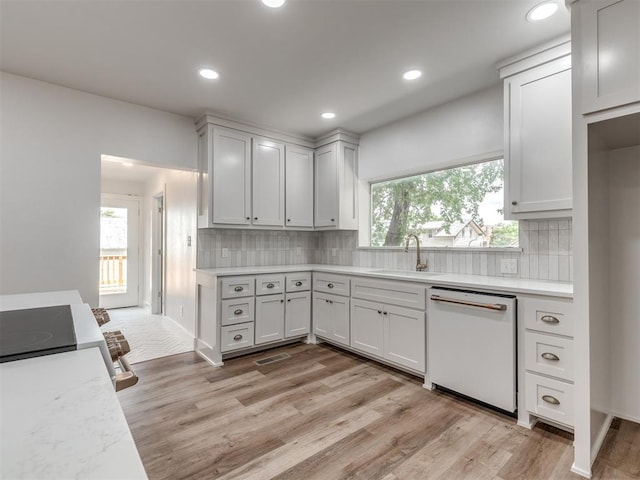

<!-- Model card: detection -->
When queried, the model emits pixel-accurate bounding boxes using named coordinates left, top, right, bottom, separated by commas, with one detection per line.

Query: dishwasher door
left=428, top=287, right=516, bottom=412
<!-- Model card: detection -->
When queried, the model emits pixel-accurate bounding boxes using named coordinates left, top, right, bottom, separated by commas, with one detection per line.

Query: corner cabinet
left=314, top=140, right=358, bottom=230
left=285, top=145, right=314, bottom=228
left=500, top=40, right=573, bottom=219
left=576, top=0, right=640, bottom=114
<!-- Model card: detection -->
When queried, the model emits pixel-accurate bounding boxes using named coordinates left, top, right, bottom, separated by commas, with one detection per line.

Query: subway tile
left=548, top=230, right=559, bottom=255
left=559, top=229, right=570, bottom=255
left=548, top=255, right=559, bottom=281
left=530, top=255, right=539, bottom=279
left=558, top=256, right=570, bottom=282
left=529, top=231, right=539, bottom=254
left=538, top=230, right=549, bottom=255
left=539, top=255, right=549, bottom=280
left=520, top=254, right=530, bottom=278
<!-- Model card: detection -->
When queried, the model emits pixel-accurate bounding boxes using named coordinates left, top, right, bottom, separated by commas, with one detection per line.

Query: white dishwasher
left=428, top=287, right=517, bottom=413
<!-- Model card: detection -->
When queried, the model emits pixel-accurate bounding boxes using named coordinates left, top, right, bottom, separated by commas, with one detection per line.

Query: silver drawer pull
left=541, top=315, right=559, bottom=324
left=327, top=283, right=334, bottom=288
left=542, top=395, right=560, bottom=405
left=266, top=283, right=275, bottom=289
left=295, top=281, right=303, bottom=287
left=430, top=295, right=507, bottom=311
left=234, top=286, right=244, bottom=292
left=541, top=352, right=560, bottom=361
left=233, top=309, right=243, bottom=315
left=233, top=334, right=243, bottom=341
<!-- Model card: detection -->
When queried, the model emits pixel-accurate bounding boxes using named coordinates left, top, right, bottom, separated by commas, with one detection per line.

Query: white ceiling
left=0, top=0, right=570, bottom=138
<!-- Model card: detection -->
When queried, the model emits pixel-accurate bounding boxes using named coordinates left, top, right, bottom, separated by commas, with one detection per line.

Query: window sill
left=357, top=246, right=523, bottom=253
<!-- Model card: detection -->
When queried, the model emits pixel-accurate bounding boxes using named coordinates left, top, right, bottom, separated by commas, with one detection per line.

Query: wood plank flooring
left=118, top=343, right=640, bottom=480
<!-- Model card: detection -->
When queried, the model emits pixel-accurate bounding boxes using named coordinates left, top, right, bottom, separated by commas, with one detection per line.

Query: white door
left=314, top=144, right=338, bottom=227
left=285, top=145, right=314, bottom=227
left=350, top=299, right=384, bottom=357
left=255, top=294, right=285, bottom=344
left=285, top=292, right=311, bottom=338
left=99, top=195, right=140, bottom=308
left=252, top=136, right=285, bottom=226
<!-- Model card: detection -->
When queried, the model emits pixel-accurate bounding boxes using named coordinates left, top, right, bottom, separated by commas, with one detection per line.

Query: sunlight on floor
left=101, top=307, right=193, bottom=364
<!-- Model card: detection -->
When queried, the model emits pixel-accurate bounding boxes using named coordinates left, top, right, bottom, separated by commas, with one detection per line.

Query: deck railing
left=100, top=254, right=127, bottom=290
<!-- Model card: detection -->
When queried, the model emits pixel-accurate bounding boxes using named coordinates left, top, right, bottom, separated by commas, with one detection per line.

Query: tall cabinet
left=569, top=0, right=640, bottom=477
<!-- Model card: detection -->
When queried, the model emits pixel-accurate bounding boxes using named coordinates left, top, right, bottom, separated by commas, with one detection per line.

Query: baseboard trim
left=591, top=414, right=614, bottom=466
left=162, top=316, right=195, bottom=347
left=571, top=462, right=592, bottom=479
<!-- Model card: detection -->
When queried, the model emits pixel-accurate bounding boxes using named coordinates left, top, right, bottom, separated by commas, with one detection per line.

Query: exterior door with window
left=99, top=195, right=140, bottom=308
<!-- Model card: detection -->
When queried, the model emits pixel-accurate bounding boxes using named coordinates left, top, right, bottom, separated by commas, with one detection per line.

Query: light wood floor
left=118, top=343, right=640, bottom=480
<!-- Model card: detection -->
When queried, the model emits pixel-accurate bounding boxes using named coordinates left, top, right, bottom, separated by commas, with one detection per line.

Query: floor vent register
left=253, top=352, right=291, bottom=366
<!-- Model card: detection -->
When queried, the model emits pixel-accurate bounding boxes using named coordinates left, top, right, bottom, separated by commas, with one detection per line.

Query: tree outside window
left=371, top=159, right=519, bottom=248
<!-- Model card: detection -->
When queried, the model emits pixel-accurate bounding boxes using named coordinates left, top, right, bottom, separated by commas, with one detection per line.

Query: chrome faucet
left=405, top=234, right=428, bottom=271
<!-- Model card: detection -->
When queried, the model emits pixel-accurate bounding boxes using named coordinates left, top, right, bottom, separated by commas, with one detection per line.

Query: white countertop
left=196, top=264, right=573, bottom=298
left=0, top=347, right=147, bottom=480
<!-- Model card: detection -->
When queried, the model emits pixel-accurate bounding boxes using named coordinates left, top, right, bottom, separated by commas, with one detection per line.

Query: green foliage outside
left=489, top=222, right=520, bottom=247
left=371, top=159, right=518, bottom=247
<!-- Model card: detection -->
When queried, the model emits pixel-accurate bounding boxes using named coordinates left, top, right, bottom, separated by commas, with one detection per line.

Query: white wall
left=0, top=73, right=196, bottom=306
left=144, top=170, right=197, bottom=335
left=358, top=85, right=503, bottom=181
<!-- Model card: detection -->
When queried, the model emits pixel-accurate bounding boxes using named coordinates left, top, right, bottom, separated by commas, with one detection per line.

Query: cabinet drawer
left=352, top=277, right=425, bottom=310
left=313, top=273, right=350, bottom=296
left=256, top=274, right=285, bottom=296
left=286, top=272, right=311, bottom=292
left=523, top=297, right=573, bottom=337
left=220, top=298, right=255, bottom=326
left=221, top=323, right=254, bottom=352
left=221, top=276, right=255, bottom=299
left=525, top=331, right=574, bottom=381
left=525, top=373, right=574, bottom=427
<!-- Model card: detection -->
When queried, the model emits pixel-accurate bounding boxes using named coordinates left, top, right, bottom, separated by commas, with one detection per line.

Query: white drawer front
left=525, top=372, right=574, bottom=427
left=351, top=277, right=425, bottom=310
left=221, top=298, right=255, bottom=326
left=523, top=297, right=573, bottom=337
left=221, top=323, right=254, bottom=352
left=221, top=276, right=255, bottom=299
left=313, top=273, right=350, bottom=296
left=256, top=274, right=286, bottom=296
left=525, top=331, right=574, bottom=381
left=286, top=272, right=311, bottom=292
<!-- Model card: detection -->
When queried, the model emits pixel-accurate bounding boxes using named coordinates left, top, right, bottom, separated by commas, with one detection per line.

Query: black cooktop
left=0, top=305, right=77, bottom=363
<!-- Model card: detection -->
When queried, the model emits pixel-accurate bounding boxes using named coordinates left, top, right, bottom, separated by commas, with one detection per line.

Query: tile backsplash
left=198, top=219, right=572, bottom=282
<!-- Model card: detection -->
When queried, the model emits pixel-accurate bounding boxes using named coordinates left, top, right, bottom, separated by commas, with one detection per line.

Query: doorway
left=99, top=194, right=141, bottom=308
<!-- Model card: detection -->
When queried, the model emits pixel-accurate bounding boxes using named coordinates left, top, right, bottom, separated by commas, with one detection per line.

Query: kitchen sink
left=368, top=269, right=443, bottom=277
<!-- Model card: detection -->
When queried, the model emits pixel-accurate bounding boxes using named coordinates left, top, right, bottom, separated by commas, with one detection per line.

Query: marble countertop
left=0, top=347, right=147, bottom=480
left=196, top=264, right=573, bottom=298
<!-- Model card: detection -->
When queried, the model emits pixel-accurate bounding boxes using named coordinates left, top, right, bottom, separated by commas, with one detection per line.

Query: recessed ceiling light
left=526, top=1, right=559, bottom=21
left=198, top=68, right=219, bottom=80
left=122, top=162, right=133, bottom=167
left=403, top=69, right=422, bottom=81
left=262, top=0, right=286, bottom=8
left=321, top=112, right=336, bottom=119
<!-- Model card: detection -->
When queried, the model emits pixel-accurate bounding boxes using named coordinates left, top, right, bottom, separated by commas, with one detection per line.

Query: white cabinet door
left=285, top=292, right=310, bottom=338
left=255, top=294, right=285, bottom=345
left=285, top=145, right=314, bottom=228
left=385, top=304, right=425, bottom=373
left=313, top=292, right=331, bottom=337
left=212, top=127, right=252, bottom=225
left=350, top=299, right=384, bottom=358
left=313, top=292, right=350, bottom=346
left=314, top=144, right=338, bottom=227
left=580, top=0, right=640, bottom=114
left=252, top=136, right=285, bottom=227
left=197, top=124, right=213, bottom=228
left=505, top=55, right=572, bottom=217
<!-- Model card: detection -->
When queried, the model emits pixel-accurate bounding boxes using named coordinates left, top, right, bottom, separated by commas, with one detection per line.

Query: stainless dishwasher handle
left=430, top=294, right=507, bottom=311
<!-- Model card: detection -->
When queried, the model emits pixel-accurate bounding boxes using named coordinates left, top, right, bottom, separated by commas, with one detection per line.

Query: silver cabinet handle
left=233, top=334, right=243, bottom=341
left=541, top=352, right=560, bottom=361
left=327, top=283, right=334, bottom=289
left=541, top=315, right=559, bottom=324
left=234, top=286, right=244, bottom=292
left=266, top=283, right=275, bottom=289
left=430, top=295, right=507, bottom=311
left=233, top=309, right=243, bottom=315
left=542, top=395, right=560, bottom=405
left=295, top=281, right=303, bottom=287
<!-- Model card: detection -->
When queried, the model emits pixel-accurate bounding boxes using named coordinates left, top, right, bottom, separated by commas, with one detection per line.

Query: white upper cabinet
left=252, top=136, right=285, bottom=227
left=500, top=40, right=573, bottom=219
left=285, top=145, right=314, bottom=228
left=197, top=125, right=252, bottom=228
left=314, top=140, right=358, bottom=229
left=577, top=0, right=640, bottom=114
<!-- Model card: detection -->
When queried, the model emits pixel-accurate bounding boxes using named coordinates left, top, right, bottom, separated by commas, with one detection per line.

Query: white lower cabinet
left=350, top=298, right=425, bottom=373
left=221, top=323, right=254, bottom=353
left=285, top=292, right=311, bottom=338
left=313, top=292, right=350, bottom=347
left=255, top=294, right=285, bottom=345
